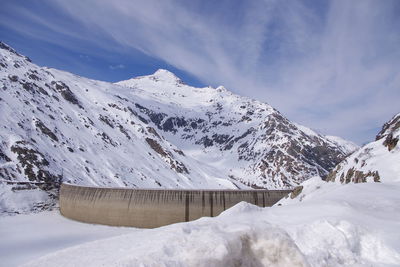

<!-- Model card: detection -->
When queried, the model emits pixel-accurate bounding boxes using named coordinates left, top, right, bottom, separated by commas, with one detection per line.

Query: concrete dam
left=60, top=183, right=292, bottom=228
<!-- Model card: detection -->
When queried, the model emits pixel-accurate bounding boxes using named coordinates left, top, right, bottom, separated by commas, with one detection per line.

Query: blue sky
left=1, top=0, right=399, bottom=144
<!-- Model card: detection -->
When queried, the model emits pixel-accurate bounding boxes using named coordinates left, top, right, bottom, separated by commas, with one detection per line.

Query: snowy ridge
left=294, top=123, right=358, bottom=155
left=324, top=135, right=359, bottom=155
left=0, top=42, right=353, bottom=214
left=327, top=113, right=400, bottom=183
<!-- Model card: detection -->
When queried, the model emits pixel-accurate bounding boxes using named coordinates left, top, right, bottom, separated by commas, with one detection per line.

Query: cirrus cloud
left=1, top=0, right=399, bottom=143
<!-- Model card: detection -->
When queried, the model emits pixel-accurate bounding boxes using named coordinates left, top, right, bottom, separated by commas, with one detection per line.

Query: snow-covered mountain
left=0, top=42, right=356, bottom=213
left=115, top=71, right=357, bottom=188
left=327, top=113, right=399, bottom=183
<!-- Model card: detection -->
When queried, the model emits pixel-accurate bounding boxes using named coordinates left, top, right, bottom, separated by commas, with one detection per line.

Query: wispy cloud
left=109, top=64, right=125, bottom=70
left=1, top=0, right=399, bottom=143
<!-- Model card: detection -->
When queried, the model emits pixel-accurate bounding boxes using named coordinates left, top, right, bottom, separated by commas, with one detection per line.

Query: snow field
left=7, top=179, right=398, bottom=267
left=0, top=210, right=133, bottom=266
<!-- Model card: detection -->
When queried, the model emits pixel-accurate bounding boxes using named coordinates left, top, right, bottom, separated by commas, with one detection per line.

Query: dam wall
left=60, top=183, right=291, bottom=228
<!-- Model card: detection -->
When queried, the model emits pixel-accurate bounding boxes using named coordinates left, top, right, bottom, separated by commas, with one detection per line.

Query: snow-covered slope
left=0, top=42, right=354, bottom=214
left=327, top=113, right=400, bottom=183
left=325, top=135, right=359, bottom=155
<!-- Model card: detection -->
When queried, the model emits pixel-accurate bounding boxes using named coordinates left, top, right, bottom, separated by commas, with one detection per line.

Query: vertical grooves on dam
left=185, top=193, right=190, bottom=222
left=60, top=184, right=291, bottom=228
left=209, top=192, right=214, bottom=217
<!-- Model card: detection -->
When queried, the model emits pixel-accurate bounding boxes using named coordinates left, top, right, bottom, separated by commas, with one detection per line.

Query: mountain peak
left=153, top=68, right=175, bottom=76
left=116, top=69, right=184, bottom=87
left=216, top=86, right=228, bottom=93
left=151, top=69, right=183, bottom=84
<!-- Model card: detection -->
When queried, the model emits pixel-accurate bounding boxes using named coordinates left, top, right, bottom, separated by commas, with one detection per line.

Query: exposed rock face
left=376, top=114, right=400, bottom=141
left=327, top=113, right=400, bottom=184
left=383, top=133, right=398, bottom=152
left=145, top=138, right=189, bottom=174
left=0, top=42, right=356, bottom=213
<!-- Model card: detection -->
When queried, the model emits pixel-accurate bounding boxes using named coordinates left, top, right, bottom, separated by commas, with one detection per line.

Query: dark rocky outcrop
left=383, top=133, right=398, bottom=152
left=51, top=81, right=82, bottom=108
left=10, top=141, right=59, bottom=187
left=145, top=138, right=189, bottom=174
left=35, top=119, right=58, bottom=142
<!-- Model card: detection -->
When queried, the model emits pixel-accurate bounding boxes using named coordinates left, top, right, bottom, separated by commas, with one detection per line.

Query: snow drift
left=21, top=180, right=400, bottom=267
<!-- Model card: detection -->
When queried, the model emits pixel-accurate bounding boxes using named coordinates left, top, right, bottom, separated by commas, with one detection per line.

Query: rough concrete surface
left=60, top=183, right=291, bottom=228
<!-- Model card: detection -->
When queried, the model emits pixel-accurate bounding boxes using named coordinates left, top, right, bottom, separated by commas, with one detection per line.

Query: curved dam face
left=60, top=183, right=291, bottom=228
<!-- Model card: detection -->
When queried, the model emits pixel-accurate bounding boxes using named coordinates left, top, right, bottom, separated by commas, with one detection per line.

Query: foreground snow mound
left=276, top=176, right=330, bottom=205
left=25, top=216, right=308, bottom=267
left=327, top=112, right=400, bottom=184
left=218, top=201, right=262, bottom=216
left=277, top=177, right=400, bottom=266
left=22, top=181, right=400, bottom=267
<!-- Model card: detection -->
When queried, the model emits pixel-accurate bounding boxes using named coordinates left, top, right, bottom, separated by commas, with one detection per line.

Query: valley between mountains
left=0, top=42, right=359, bottom=214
